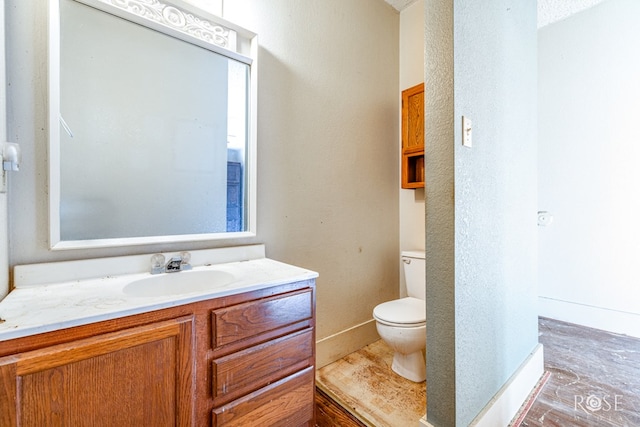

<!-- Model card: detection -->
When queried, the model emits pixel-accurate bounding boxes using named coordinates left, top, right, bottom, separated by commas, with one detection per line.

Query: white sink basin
left=122, top=269, right=236, bottom=297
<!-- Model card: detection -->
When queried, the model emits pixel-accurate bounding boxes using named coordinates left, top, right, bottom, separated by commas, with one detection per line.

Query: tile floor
left=316, top=339, right=426, bottom=427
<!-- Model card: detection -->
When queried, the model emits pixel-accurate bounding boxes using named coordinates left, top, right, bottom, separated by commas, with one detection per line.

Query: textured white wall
left=453, top=0, right=538, bottom=423
left=537, top=0, right=608, bottom=28
left=425, top=1, right=539, bottom=425
left=539, top=0, right=640, bottom=328
left=5, top=0, right=399, bottom=352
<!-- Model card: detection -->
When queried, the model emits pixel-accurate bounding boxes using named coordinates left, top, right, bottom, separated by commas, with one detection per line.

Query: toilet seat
left=373, top=297, right=425, bottom=327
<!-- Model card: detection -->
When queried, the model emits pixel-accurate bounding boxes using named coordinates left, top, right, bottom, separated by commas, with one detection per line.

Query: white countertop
left=0, top=257, right=318, bottom=342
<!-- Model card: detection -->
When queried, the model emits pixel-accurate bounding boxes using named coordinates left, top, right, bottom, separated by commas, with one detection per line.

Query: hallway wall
left=538, top=0, right=640, bottom=337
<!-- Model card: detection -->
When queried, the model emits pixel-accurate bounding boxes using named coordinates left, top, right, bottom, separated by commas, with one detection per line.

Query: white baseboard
left=468, top=344, right=544, bottom=427
left=420, top=345, right=543, bottom=427
left=316, top=319, right=380, bottom=368
left=539, top=296, right=640, bottom=338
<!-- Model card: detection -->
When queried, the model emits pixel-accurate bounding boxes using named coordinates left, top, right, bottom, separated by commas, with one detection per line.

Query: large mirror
left=49, top=0, right=257, bottom=250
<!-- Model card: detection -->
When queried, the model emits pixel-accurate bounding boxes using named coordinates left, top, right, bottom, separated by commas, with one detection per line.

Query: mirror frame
left=48, top=0, right=258, bottom=250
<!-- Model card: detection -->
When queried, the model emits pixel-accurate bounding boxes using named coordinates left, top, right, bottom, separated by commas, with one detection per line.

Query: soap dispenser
left=1, top=142, right=21, bottom=193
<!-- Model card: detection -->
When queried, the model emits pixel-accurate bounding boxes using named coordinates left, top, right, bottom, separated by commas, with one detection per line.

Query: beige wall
left=220, top=0, right=400, bottom=364
left=6, top=0, right=400, bottom=365
left=399, top=0, right=425, bottom=297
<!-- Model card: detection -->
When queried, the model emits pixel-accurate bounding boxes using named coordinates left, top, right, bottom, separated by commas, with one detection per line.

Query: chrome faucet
left=150, top=252, right=192, bottom=274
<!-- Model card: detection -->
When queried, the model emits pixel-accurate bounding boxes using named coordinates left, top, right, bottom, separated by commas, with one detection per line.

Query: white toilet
left=373, top=250, right=426, bottom=382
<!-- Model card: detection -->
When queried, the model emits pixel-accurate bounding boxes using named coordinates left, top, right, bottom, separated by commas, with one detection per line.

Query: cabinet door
left=0, top=316, right=195, bottom=427
left=401, top=83, right=425, bottom=189
left=402, top=83, right=424, bottom=152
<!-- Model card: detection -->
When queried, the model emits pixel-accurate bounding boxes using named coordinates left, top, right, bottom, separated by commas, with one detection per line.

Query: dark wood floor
left=521, top=317, right=640, bottom=427
left=316, top=317, right=640, bottom=427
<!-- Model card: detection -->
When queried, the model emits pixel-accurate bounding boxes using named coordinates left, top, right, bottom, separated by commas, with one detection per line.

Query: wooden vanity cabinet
left=0, top=316, right=196, bottom=427
left=210, top=288, right=315, bottom=426
left=401, top=83, right=425, bottom=189
left=0, top=279, right=316, bottom=427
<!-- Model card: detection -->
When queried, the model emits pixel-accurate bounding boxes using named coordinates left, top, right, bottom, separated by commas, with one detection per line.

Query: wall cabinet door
left=401, top=83, right=425, bottom=189
left=0, top=316, right=195, bottom=427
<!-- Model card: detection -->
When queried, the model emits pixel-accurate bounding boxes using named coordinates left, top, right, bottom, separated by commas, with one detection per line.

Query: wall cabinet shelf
left=401, top=83, right=425, bottom=189
left=0, top=280, right=316, bottom=427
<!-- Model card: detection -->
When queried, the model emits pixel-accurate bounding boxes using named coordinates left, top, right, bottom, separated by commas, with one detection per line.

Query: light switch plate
left=462, top=116, right=472, bottom=147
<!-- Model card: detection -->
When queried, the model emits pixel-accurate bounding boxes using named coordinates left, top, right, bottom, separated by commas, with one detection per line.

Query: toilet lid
left=373, top=297, right=425, bottom=325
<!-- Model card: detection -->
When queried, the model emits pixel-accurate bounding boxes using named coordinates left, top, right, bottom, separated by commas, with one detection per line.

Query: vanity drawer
left=211, top=289, right=313, bottom=348
left=211, top=366, right=314, bottom=427
left=212, top=329, right=313, bottom=404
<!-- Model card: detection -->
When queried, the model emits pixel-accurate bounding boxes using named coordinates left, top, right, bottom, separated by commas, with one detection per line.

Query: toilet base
left=391, top=350, right=426, bottom=383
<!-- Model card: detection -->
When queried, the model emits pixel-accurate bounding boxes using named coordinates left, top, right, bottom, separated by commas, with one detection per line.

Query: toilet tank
left=401, top=250, right=425, bottom=300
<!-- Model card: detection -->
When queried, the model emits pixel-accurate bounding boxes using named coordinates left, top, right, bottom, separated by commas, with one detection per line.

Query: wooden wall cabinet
left=401, top=83, right=425, bottom=189
left=0, top=280, right=316, bottom=427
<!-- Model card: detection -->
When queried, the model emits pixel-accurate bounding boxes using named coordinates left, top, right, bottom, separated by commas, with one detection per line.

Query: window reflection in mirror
left=52, top=0, right=255, bottom=248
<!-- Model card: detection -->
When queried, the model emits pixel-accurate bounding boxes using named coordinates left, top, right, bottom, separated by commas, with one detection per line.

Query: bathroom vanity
left=0, top=2, right=314, bottom=424
left=0, top=246, right=317, bottom=426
